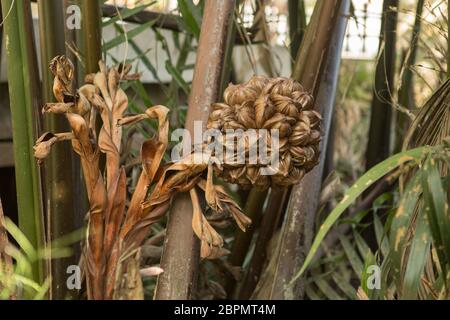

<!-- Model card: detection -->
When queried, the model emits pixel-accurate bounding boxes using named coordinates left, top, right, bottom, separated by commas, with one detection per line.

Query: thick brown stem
left=257, top=0, right=350, bottom=300
left=238, top=186, right=287, bottom=299
left=365, top=0, right=398, bottom=169
left=225, top=188, right=267, bottom=296
left=154, top=0, right=236, bottom=300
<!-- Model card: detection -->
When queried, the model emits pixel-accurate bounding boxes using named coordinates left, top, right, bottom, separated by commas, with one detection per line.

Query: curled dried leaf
left=34, top=132, right=74, bottom=160
left=190, top=188, right=225, bottom=259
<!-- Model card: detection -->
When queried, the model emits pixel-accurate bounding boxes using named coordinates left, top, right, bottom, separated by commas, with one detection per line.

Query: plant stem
left=37, top=0, right=83, bottom=300
left=81, top=0, right=102, bottom=74
left=288, top=0, right=307, bottom=63
left=257, top=0, right=350, bottom=299
left=365, top=0, right=399, bottom=170
left=238, top=186, right=287, bottom=299
left=154, top=0, right=236, bottom=300
left=225, top=188, right=267, bottom=296
left=1, top=0, right=45, bottom=286
left=396, top=0, right=424, bottom=152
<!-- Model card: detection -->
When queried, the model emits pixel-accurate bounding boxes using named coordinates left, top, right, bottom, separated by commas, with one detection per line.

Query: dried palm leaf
left=34, top=56, right=251, bottom=299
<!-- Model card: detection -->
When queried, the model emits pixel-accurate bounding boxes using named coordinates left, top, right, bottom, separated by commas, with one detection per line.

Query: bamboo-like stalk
left=38, top=1, right=65, bottom=101
left=253, top=0, right=350, bottom=299
left=288, top=0, right=307, bottom=63
left=154, top=0, right=236, bottom=300
left=1, top=0, right=45, bottom=285
left=396, top=0, right=424, bottom=151
left=238, top=186, right=287, bottom=299
left=64, top=0, right=82, bottom=88
left=234, top=0, right=319, bottom=299
left=63, top=0, right=88, bottom=227
left=37, top=0, right=83, bottom=300
left=398, top=0, right=423, bottom=112
left=365, top=0, right=399, bottom=169
left=225, top=188, right=267, bottom=296
left=81, top=0, right=102, bottom=74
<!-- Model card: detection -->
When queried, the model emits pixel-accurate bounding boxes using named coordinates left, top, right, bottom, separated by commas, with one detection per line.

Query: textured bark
left=288, top=0, right=307, bottom=62
left=238, top=186, right=287, bottom=299
left=225, top=188, right=267, bottom=296
left=252, top=0, right=350, bottom=300
left=365, top=0, right=399, bottom=169
left=81, top=0, right=102, bottom=74
left=37, top=0, right=84, bottom=299
left=154, top=0, right=236, bottom=300
left=153, top=193, right=200, bottom=299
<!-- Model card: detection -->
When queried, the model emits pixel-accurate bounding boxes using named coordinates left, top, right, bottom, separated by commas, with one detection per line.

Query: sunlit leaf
left=290, top=146, right=430, bottom=285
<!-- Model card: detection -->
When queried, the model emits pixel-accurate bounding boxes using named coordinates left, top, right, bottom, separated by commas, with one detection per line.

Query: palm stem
left=37, top=0, right=83, bottom=299
left=1, top=0, right=45, bottom=287
left=288, top=0, right=307, bottom=63
left=81, top=0, right=102, bottom=74
left=256, top=0, right=350, bottom=299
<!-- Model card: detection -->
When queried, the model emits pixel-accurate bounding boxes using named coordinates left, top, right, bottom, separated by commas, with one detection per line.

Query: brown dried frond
left=35, top=56, right=252, bottom=299
left=208, top=75, right=322, bottom=190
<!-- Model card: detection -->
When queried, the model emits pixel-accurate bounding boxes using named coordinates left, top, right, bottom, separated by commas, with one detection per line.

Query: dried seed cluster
left=208, top=75, right=322, bottom=190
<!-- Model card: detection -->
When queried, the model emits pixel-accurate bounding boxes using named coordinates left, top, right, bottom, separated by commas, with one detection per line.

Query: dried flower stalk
left=34, top=56, right=250, bottom=299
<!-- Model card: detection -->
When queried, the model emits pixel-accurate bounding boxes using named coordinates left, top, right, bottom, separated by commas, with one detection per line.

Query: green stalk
left=258, top=0, right=350, bottom=299
left=80, top=0, right=103, bottom=172
left=288, top=0, right=306, bottom=63
left=154, top=0, right=237, bottom=300
left=396, top=0, right=424, bottom=151
left=225, top=188, right=267, bottom=296
left=1, top=0, right=45, bottom=286
left=37, top=0, right=82, bottom=300
left=63, top=0, right=82, bottom=88
left=365, top=0, right=399, bottom=169
left=38, top=0, right=65, bottom=101
left=81, top=0, right=102, bottom=74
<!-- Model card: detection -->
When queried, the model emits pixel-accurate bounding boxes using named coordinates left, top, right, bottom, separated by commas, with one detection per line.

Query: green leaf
left=313, top=275, right=343, bottom=300
left=379, top=253, right=393, bottom=300
left=4, top=245, right=33, bottom=280
left=339, top=235, right=363, bottom=276
left=353, top=230, right=372, bottom=259
left=33, top=277, right=51, bottom=300
left=104, top=19, right=157, bottom=51
left=360, top=250, right=377, bottom=299
left=331, top=272, right=356, bottom=299
left=389, top=172, right=421, bottom=278
left=374, top=214, right=390, bottom=258
left=128, top=38, right=162, bottom=82
left=422, top=158, right=449, bottom=282
left=131, top=80, right=154, bottom=106
left=305, top=285, right=322, bottom=300
left=401, top=207, right=431, bottom=299
left=102, top=1, right=156, bottom=27
left=289, top=146, right=430, bottom=285
left=165, top=60, right=190, bottom=95
left=177, top=0, right=201, bottom=39
left=4, top=217, right=37, bottom=262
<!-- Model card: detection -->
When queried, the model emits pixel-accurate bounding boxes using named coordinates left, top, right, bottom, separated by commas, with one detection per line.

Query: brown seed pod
left=208, top=75, right=322, bottom=190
